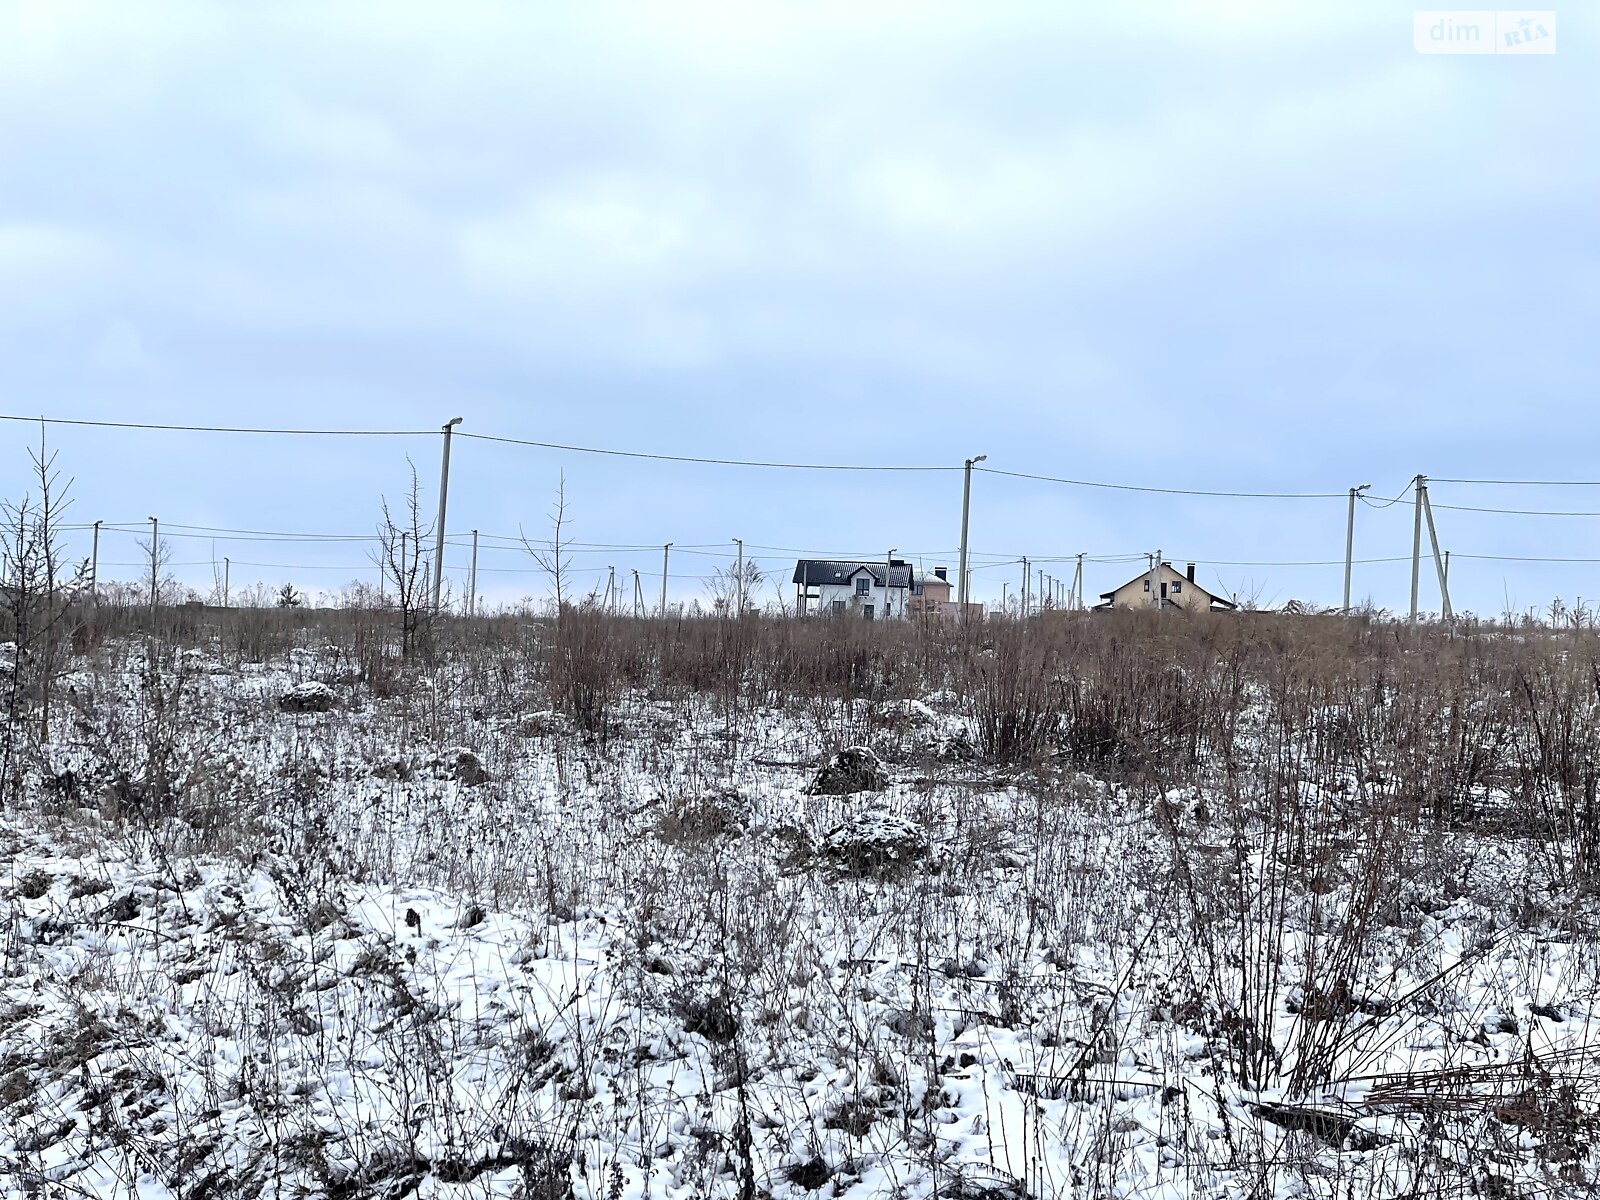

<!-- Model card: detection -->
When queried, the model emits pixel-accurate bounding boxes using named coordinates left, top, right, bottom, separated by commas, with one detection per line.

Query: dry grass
left=5, top=599, right=1600, bottom=1196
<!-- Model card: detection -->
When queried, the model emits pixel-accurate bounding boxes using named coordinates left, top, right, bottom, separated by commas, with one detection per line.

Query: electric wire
left=19, top=409, right=1600, bottom=506
left=1431, top=477, right=1600, bottom=486
left=458, top=430, right=958, bottom=472
left=1, top=414, right=431, bottom=436
left=22, top=412, right=1600, bottom=605
left=1430, top=502, right=1600, bottom=517
left=974, top=466, right=1348, bottom=500
left=1358, top=480, right=1418, bottom=509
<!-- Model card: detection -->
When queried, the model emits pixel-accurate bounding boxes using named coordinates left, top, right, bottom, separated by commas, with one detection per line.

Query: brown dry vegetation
left=4, top=596, right=1600, bottom=1197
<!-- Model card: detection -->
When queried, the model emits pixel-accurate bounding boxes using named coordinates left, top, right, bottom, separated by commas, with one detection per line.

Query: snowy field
left=3, top=616, right=1599, bottom=1199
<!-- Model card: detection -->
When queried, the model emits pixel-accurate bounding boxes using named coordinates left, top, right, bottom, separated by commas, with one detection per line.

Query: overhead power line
left=1023, top=554, right=1414, bottom=567
left=457, top=431, right=959, bottom=472
left=1, top=414, right=431, bottom=436
left=87, top=525, right=377, bottom=543
left=1430, top=502, right=1600, bottom=517
left=1358, top=481, right=1417, bottom=509
left=1432, top=477, right=1600, bottom=486
left=1452, top=553, right=1600, bottom=564
left=1192, top=555, right=1412, bottom=567
left=974, top=466, right=1348, bottom=500
left=17, top=408, right=1600, bottom=499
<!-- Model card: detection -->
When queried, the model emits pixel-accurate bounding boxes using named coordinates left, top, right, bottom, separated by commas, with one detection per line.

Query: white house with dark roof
left=792, top=559, right=921, bottom=619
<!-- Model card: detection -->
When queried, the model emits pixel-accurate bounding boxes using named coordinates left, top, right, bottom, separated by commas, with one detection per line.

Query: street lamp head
left=1356, top=483, right=1373, bottom=493
left=444, top=416, right=463, bottom=430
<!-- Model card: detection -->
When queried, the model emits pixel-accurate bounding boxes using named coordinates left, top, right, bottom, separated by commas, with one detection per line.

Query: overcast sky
left=2, top=1, right=1595, bottom=615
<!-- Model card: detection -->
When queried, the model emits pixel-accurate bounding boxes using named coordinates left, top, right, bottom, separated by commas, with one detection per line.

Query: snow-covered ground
left=3, top=637, right=1598, bottom=1198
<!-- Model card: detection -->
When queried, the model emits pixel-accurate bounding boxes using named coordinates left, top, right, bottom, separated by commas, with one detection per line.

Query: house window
left=863, top=604, right=874, bottom=620
left=1172, top=580, right=1182, bottom=594
left=855, top=576, right=871, bottom=595
left=1143, top=579, right=1151, bottom=592
left=831, top=600, right=846, bottom=616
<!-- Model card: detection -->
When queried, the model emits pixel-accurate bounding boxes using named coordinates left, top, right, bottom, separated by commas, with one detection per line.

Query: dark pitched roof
left=793, top=559, right=916, bottom=589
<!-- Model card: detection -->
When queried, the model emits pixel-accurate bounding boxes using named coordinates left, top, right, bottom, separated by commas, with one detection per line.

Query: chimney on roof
left=1186, top=563, right=1196, bottom=583
left=890, top=558, right=907, bottom=568
left=934, top=567, right=948, bottom=581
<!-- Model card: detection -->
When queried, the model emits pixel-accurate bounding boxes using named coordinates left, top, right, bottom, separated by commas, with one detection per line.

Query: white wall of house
left=809, top=573, right=909, bottom=619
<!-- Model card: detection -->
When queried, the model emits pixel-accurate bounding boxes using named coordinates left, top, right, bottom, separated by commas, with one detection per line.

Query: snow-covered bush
left=805, top=746, right=886, bottom=795
left=277, top=680, right=337, bottom=713
left=821, top=808, right=929, bottom=877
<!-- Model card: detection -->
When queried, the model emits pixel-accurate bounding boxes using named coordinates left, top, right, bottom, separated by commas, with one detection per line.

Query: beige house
left=1093, top=561, right=1236, bottom=613
left=907, top=567, right=951, bottom=617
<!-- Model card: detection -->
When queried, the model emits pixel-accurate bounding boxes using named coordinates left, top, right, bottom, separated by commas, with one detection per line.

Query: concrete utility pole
left=1344, top=483, right=1372, bottom=614
left=632, top=570, right=643, bottom=618
left=1146, top=550, right=1161, bottom=610
left=607, top=565, right=616, bottom=613
left=1422, top=480, right=1453, bottom=621
left=661, top=544, right=671, bottom=616
left=468, top=529, right=479, bottom=617
left=732, top=538, right=743, bottom=616
left=1409, top=474, right=1425, bottom=625
left=958, top=455, right=987, bottom=611
left=886, top=549, right=897, bottom=618
left=88, top=519, right=102, bottom=598
left=1073, top=552, right=1084, bottom=610
left=223, top=557, right=230, bottom=608
left=1002, top=582, right=1009, bottom=615
left=432, top=416, right=463, bottom=614
left=148, top=517, right=159, bottom=618
left=1022, top=556, right=1030, bottom=616
left=89, top=520, right=101, bottom=600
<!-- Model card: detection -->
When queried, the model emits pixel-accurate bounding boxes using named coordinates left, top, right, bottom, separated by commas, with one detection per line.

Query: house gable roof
left=1094, top=562, right=1237, bottom=609
left=793, top=559, right=916, bottom=589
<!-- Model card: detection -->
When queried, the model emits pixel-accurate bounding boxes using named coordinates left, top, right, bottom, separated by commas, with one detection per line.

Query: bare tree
left=2, top=427, right=88, bottom=801
left=134, top=530, right=177, bottom=607
left=522, top=474, right=573, bottom=624
left=371, top=459, right=434, bottom=657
